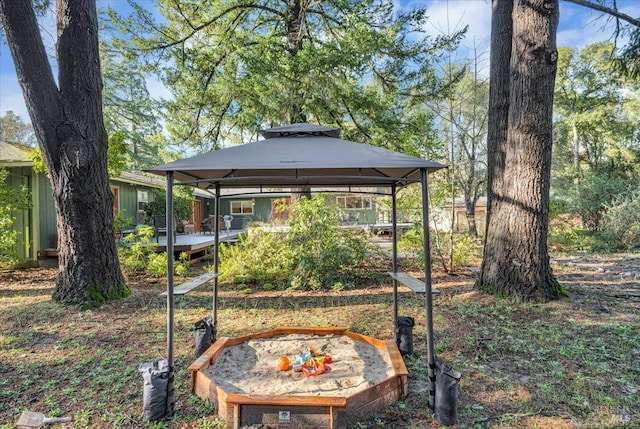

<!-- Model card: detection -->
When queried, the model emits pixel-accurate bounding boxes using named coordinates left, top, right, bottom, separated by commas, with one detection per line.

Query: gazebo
left=147, top=123, right=446, bottom=416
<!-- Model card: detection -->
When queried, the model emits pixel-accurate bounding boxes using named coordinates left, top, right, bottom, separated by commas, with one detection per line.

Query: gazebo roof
left=147, top=123, right=445, bottom=189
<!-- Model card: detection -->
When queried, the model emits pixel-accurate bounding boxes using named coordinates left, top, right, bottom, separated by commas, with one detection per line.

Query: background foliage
left=0, top=169, right=32, bottom=268
left=143, top=187, right=194, bottom=223
left=110, top=0, right=460, bottom=158
left=219, top=195, right=383, bottom=290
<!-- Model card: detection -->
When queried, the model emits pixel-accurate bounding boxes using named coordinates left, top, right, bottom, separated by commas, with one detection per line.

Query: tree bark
left=483, top=0, right=513, bottom=235
left=477, top=0, right=563, bottom=302
left=465, top=200, right=478, bottom=238
left=0, top=0, right=128, bottom=304
left=572, top=120, right=580, bottom=199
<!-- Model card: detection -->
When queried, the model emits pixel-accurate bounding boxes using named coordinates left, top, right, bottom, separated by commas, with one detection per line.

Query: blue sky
left=1, top=0, right=639, bottom=122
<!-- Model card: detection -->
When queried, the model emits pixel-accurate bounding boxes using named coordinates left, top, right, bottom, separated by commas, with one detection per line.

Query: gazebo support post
left=212, top=184, right=221, bottom=341
left=165, top=172, right=175, bottom=417
left=421, top=168, right=436, bottom=410
left=391, top=183, right=398, bottom=339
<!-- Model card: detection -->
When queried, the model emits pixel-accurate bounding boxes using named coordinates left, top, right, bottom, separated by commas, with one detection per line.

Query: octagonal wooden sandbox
left=188, top=326, right=408, bottom=429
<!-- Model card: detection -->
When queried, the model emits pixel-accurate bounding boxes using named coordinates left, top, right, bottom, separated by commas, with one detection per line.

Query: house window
left=231, top=200, right=254, bottom=215
left=137, top=190, right=149, bottom=212
left=336, top=195, right=372, bottom=210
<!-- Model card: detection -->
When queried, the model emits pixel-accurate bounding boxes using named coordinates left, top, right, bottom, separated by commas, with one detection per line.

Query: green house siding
left=35, top=177, right=160, bottom=254
left=36, top=173, right=57, bottom=252
left=112, top=181, right=156, bottom=225
left=200, top=195, right=376, bottom=226
left=224, top=197, right=274, bottom=224
left=199, top=196, right=284, bottom=226
left=236, top=197, right=270, bottom=223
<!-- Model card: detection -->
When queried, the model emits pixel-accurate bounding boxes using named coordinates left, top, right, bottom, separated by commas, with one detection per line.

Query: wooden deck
left=155, top=230, right=242, bottom=263
left=369, top=222, right=413, bottom=236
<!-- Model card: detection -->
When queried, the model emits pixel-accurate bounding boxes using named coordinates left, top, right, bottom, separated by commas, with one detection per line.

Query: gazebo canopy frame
left=147, top=123, right=446, bottom=416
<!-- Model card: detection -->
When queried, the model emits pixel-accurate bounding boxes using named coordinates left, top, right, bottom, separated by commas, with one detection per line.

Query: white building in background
left=432, top=197, right=487, bottom=234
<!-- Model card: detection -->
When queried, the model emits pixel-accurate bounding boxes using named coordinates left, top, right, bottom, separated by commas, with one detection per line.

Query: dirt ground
left=0, top=253, right=638, bottom=428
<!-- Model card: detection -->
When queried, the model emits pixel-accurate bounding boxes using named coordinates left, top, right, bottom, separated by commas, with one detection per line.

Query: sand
left=204, top=333, right=396, bottom=397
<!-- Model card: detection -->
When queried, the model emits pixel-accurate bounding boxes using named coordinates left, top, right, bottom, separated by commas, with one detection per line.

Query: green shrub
left=218, top=227, right=293, bottom=286
left=602, top=187, right=640, bottom=251
left=548, top=224, right=594, bottom=251
left=331, top=282, right=354, bottom=292
left=398, top=224, right=423, bottom=258
left=220, top=195, right=377, bottom=290
left=399, top=227, right=481, bottom=271
left=118, top=226, right=189, bottom=277
left=147, top=251, right=189, bottom=277
left=118, top=225, right=157, bottom=273
left=571, top=173, right=626, bottom=232
left=175, top=252, right=189, bottom=276
left=286, top=194, right=376, bottom=286
left=219, top=195, right=382, bottom=290
left=451, top=234, right=481, bottom=267
left=288, top=275, right=305, bottom=291
left=0, top=168, right=32, bottom=267
left=147, top=252, right=168, bottom=277
left=113, top=210, right=134, bottom=233
left=144, top=188, right=194, bottom=223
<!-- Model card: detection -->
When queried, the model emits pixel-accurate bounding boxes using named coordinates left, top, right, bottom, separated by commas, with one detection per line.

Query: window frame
left=230, top=200, right=254, bottom=215
left=137, top=190, right=149, bottom=212
left=336, top=195, right=372, bottom=210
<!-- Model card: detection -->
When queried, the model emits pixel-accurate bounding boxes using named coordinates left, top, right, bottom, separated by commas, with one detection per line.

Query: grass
left=0, top=252, right=638, bottom=428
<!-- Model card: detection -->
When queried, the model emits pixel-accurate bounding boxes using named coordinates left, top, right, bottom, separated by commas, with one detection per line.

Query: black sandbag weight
left=395, top=316, right=415, bottom=356
left=194, top=316, right=215, bottom=358
left=139, top=359, right=169, bottom=421
left=435, top=357, right=462, bottom=426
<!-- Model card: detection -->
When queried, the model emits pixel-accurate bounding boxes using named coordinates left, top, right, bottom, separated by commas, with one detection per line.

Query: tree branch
left=0, top=0, right=62, bottom=167
left=564, top=0, right=640, bottom=27
left=156, top=2, right=286, bottom=50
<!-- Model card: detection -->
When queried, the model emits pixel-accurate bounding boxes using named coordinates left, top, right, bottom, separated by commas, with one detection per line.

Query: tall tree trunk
left=285, top=0, right=306, bottom=124
left=285, top=0, right=309, bottom=200
left=483, top=0, right=513, bottom=239
left=477, top=0, right=563, bottom=302
left=572, top=120, right=580, bottom=199
left=465, top=200, right=478, bottom=238
left=0, top=0, right=128, bottom=304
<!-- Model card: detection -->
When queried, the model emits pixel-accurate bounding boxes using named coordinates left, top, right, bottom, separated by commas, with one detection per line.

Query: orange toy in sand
left=278, top=356, right=290, bottom=371
left=301, top=357, right=327, bottom=377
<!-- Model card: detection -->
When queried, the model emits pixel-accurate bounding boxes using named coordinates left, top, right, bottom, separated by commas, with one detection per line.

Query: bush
left=548, top=225, right=600, bottom=252
left=0, top=168, right=32, bottom=267
left=147, top=252, right=189, bottom=278
left=218, top=228, right=294, bottom=287
left=114, top=209, right=134, bottom=233
left=219, top=195, right=382, bottom=289
left=144, top=188, right=194, bottom=223
left=571, top=173, right=626, bottom=232
left=118, top=225, right=157, bottom=273
left=602, top=188, right=640, bottom=251
left=399, top=227, right=481, bottom=272
left=286, top=195, right=376, bottom=285
left=118, top=226, right=189, bottom=277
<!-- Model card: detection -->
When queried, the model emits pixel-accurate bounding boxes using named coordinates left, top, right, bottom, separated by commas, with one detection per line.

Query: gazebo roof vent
left=259, top=123, right=341, bottom=139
